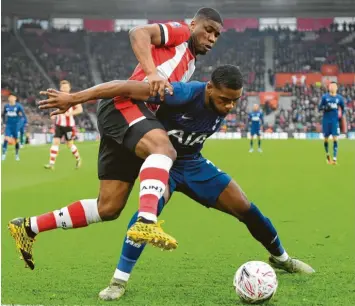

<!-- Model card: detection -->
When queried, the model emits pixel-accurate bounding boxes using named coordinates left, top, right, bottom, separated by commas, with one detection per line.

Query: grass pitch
left=2, top=140, right=355, bottom=305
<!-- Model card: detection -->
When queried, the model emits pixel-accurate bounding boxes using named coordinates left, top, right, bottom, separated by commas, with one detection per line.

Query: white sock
left=113, top=269, right=130, bottom=282
left=70, top=144, right=81, bottom=161
left=272, top=251, right=289, bottom=262
left=49, top=145, right=59, bottom=165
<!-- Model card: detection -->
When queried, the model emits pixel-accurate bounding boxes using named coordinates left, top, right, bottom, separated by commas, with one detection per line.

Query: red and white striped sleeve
left=158, top=22, right=190, bottom=47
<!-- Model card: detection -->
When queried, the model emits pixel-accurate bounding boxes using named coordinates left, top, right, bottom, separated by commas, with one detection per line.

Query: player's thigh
left=214, top=180, right=250, bottom=219
left=179, top=158, right=232, bottom=208
left=62, top=126, right=73, bottom=142
left=97, top=98, right=174, bottom=160
left=97, top=179, right=134, bottom=220
left=98, top=134, right=144, bottom=183
left=12, top=126, right=19, bottom=140
left=127, top=120, right=176, bottom=160
left=322, top=121, right=331, bottom=138
left=52, top=138, right=60, bottom=145
left=5, top=126, right=14, bottom=139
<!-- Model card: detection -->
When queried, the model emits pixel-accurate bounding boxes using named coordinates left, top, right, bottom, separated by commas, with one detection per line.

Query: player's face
left=329, top=83, right=338, bottom=94
left=60, top=84, right=71, bottom=93
left=8, top=95, right=16, bottom=105
left=190, top=19, right=222, bottom=55
left=253, top=104, right=259, bottom=112
left=206, top=82, right=243, bottom=116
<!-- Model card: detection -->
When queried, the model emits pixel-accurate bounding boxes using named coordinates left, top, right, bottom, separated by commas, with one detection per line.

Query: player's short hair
left=194, top=7, right=223, bottom=26
left=60, top=80, right=71, bottom=86
left=211, top=65, right=243, bottom=90
left=330, top=81, right=337, bottom=85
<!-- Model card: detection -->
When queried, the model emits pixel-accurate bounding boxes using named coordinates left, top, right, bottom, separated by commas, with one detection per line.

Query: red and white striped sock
left=29, top=199, right=101, bottom=234
left=49, top=145, right=59, bottom=165
left=138, top=154, right=173, bottom=222
left=70, top=144, right=81, bottom=161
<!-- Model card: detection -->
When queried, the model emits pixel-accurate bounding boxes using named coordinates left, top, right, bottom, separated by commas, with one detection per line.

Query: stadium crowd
left=274, top=30, right=355, bottom=73
left=1, top=25, right=355, bottom=134
left=274, top=84, right=355, bottom=133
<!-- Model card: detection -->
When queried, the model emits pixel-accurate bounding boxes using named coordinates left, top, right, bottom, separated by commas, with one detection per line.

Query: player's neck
left=329, top=92, right=337, bottom=96
left=188, top=37, right=197, bottom=57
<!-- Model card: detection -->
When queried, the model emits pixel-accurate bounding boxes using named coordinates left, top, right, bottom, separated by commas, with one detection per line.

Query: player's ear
left=206, top=82, right=213, bottom=96
left=190, top=19, right=196, bottom=31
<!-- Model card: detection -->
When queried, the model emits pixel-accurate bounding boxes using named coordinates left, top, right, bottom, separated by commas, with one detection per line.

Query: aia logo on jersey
left=169, top=22, right=182, bottom=28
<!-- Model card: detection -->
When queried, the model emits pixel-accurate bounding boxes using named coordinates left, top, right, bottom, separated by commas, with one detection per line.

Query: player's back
left=156, top=81, right=224, bottom=157
left=320, top=93, right=343, bottom=122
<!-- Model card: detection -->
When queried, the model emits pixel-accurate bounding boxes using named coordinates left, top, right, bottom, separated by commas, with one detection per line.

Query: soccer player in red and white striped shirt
left=9, top=8, right=223, bottom=273
left=44, top=80, right=83, bottom=170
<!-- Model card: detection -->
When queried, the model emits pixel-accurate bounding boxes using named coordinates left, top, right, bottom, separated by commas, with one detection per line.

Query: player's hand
left=146, top=73, right=173, bottom=101
left=38, top=88, right=74, bottom=116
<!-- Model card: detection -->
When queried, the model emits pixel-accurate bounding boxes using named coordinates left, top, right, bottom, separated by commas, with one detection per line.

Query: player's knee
left=66, top=141, right=73, bottom=149
left=232, top=198, right=251, bottom=221
left=155, top=142, right=177, bottom=161
left=97, top=194, right=123, bottom=221
left=136, top=129, right=177, bottom=161
left=53, top=138, right=60, bottom=145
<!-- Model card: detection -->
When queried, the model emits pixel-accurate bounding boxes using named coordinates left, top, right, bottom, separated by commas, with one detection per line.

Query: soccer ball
left=233, top=261, right=278, bottom=304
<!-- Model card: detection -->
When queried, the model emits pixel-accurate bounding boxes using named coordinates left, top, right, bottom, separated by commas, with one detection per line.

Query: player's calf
left=216, top=180, right=314, bottom=273
left=45, top=144, right=59, bottom=168
left=333, top=139, right=338, bottom=163
left=127, top=129, right=178, bottom=249
left=134, top=129, right=176, bottom=223
left=97, top=180, right=133, bottom=221
left=68, top=141, right=81, bottom=167
left=100, top=198, right=167, bottom=300
left=8, top=199, right=101, bottom=269
left=2, top=138, right=9, bottom=160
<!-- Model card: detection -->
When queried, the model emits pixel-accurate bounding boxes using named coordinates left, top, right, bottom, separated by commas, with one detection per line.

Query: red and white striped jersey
left=55, top=106, right=77, bottom=127
left=114, top=22, right=196, bottom=112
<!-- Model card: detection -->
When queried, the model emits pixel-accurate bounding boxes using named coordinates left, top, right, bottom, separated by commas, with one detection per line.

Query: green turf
left=2, top=140, right=355, bottom=305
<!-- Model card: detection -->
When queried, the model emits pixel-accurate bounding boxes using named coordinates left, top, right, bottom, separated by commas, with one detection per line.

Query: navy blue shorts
left=167, top=155, right=231, bottom=207
left=322, top=120, right=339, bottom=137
left=250, top=128, right=261, bottom=136
left=5, top=124, right=19, bottom=139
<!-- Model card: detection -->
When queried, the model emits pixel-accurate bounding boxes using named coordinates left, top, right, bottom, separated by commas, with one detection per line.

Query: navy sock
left=333, top=141, right=338, bottom=159
left=241, top=203, right=284, bottom=257
left=250, top=139, right=253, bottom=148
left=2, top=140, right=8, bottom=155
left=258, top=139, right=261, bottom=148
left=20, top=133, right=25, bottom=145
left=15, top=142, right=20, bottom=155
left=324, top=141, right=329, bottom=154
left=116, top=197, right=166, bottom=276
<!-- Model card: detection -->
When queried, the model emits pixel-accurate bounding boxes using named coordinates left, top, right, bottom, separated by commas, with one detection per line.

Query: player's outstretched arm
left=38, top=81, right=154, bottom=116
